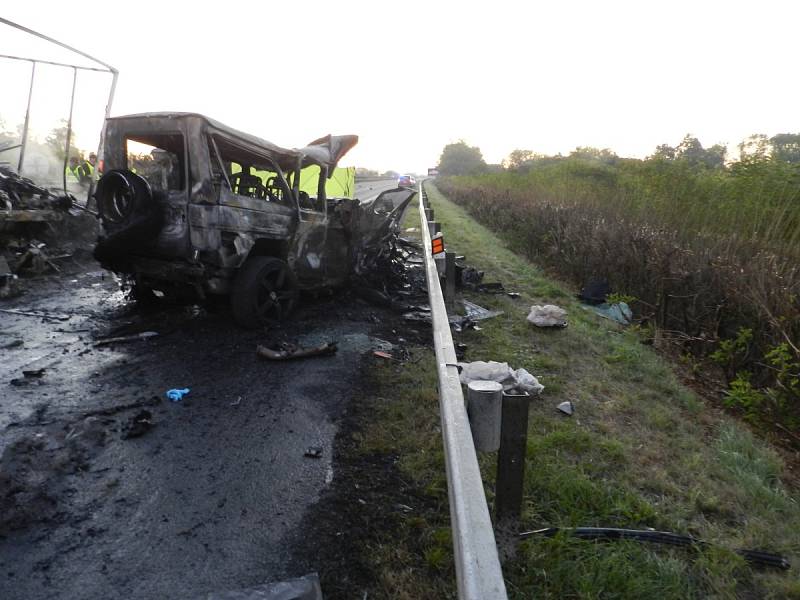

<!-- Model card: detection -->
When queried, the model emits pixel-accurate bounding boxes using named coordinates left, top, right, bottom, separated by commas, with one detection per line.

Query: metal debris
left=557, top=400, right=574, bottom=416
left=462, top=299, right=503, bottom=321
left=94, top=331, right=159, bottom=347
left=256, top=341, right=338, bottom=361
left=123, top=410, right=154, bottom=439
left=304, top=447, right=323, bottom=459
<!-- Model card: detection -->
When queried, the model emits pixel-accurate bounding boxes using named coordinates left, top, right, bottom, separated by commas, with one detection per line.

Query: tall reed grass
left=437, top=157, right=800, bottom=428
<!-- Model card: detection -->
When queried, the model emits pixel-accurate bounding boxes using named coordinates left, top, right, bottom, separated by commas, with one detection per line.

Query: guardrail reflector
left=432, top=233, right=445, bottom=256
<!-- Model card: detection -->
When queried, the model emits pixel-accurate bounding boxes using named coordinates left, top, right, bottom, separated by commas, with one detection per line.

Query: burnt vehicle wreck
left=93, top=113, right=415, bottom=327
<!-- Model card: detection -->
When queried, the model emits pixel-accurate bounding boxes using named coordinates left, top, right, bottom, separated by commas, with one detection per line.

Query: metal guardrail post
left=495, top=390, right=531, bottom=523
left=444, top=251, right=456, bottom=310
left=418, top=182, right=508, bottom=599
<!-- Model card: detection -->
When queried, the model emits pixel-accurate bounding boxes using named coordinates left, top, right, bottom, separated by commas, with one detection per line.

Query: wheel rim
left=254, top=264, right=295, bottom=321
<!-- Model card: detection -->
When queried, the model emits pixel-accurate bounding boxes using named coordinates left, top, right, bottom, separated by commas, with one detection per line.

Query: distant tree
left=704, top=144, right=727, bottom=169
left=674, top=134, right=726, bottom=169
left=651, top=144, right=676, bottom=160
left=438, top=141, right=487, bottom=175
left=675, top=135, right=706, bottom=166
left=769, top=133, right=800, bottom=163
left=569, top=146, right=618, bottom=164
left=45, top=119, right=82, bottom=162
left=504, top=149, right=537, bottom=169
left=738, top=134, right=771, bottom=163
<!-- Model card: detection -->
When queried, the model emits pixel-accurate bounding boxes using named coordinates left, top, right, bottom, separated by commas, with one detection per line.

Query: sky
left=1, top=0, right=799, bottom=174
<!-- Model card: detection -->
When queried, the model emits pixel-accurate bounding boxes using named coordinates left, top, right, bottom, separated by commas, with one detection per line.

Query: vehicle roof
left=108, top=112, right=303, bottom=161
left=108, top=112, right=358, bottom=174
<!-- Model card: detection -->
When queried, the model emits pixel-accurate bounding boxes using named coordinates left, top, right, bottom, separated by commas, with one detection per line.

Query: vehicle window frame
left=209, top=133, right=294, bottom=207
left=124, top=130, right=188, bottom=192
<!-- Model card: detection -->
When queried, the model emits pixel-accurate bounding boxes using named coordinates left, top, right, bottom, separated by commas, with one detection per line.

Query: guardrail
left=418, top=182, right=508, bottom=599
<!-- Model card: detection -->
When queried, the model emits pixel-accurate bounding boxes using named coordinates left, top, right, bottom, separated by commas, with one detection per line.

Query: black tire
left=231, top=256, right=298, bottom=328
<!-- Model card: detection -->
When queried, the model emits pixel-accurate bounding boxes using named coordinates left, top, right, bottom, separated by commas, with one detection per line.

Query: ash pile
left=1, top=162, right=98, bottom=296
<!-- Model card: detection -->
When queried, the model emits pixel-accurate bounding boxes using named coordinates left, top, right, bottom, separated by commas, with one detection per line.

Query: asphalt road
left=0, top=259, right=398, bottom=599
left=354, top=178, right=402, bottom=203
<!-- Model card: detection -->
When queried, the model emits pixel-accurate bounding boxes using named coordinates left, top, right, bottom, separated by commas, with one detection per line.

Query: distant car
left=398, top=174, right=416, bottom=188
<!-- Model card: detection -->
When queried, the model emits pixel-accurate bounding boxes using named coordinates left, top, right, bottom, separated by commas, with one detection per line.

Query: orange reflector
left=431, top=237, right=444, bottom=255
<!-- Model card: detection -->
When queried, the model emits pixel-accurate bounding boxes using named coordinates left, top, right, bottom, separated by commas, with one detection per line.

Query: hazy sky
left=2, top=1, right=798, bottom=173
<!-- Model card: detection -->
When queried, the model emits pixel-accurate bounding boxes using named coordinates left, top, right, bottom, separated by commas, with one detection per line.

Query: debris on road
left=527, top=304, right=568, bottom=328
left=0, top=307, right=73, bottom=321
left=557, top=400, right=574, bottom=416
left=166, top=388, right=190, bottom=402
left=201, top=572, right=323, bottom=600
left=94, top=330, right=159, bottom=347
left=123, top=409, right=154, bottom=439
left=256, top=341, right=338, bottom=361
left=22, top=368, right=45, bottom=378
left=304, top=446, right=323, bottom=459
left=458, top=360, right=544, bottom=395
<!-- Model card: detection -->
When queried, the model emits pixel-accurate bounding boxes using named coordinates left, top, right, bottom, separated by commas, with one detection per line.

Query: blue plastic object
left=166, top=388, right=190, bottom=402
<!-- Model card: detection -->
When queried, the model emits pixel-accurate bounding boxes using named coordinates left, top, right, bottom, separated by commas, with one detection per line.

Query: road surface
left=0, top=245, right=401, bottom=599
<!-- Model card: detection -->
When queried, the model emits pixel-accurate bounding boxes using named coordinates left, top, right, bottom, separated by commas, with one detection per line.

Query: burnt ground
left=0, top=255, right=428, bottom=599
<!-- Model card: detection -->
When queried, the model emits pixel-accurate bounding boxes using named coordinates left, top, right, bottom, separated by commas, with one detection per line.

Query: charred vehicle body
left=93, top=113, right=415, bottom=327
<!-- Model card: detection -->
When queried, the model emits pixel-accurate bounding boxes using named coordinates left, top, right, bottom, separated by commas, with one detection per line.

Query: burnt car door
left=287, top=164, right=332, bottom=287
left=202, top=133, right=295, bottom=269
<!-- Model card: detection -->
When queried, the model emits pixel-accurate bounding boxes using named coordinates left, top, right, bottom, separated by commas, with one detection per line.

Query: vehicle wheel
left=231, top=256, right=297, bottom=328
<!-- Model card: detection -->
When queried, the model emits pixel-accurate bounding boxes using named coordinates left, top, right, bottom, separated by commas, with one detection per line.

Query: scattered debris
left=94, top=331, right=159, bottom=346
left=373, top=351, right=393, bottom=360
left=0, top=255, right=17, bottom=298
left=123, top=410, right=154, bottom=439
left=578, top=278, right=611, bottom=305
left=81, top=396, right=161, bottom=418
left=256, top=341, right=338, bottom=361
left=507, top=292, right=521, bottom=299
left=199, top=573, right=323, bottom=600
left=557, top=400, right=574, bottom=416
left=459, top=266, right=484, bottom=287
left=230, top=396, right=242, bottom=407
left=455, top=343, right=468, bottom=360
left=463, top=299, right=503, bottom=321
left=166, top=388, right=190, bottom=402
left=518, top=527, right=790, bottom=570
left=2, top=338, right=24, bottom=349
left=458, top=360, right=544, bottom=395
left=22, top=368, right=45, bottom=378
left=14, top=243, right=62, bottom=274
left=527, top=304, right=568, bottom=328
left=304, top=447, right=323, bottom=459
left=584, top=301, right=633, bottom=325
left=0, top=307, right=72, bottom=321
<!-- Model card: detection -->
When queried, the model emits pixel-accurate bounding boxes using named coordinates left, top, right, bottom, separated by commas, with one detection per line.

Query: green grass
left=353, top=183, right=800, bottom=599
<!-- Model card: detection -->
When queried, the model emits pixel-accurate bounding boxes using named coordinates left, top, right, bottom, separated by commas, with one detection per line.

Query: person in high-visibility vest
left=65, top=156, right=80, bottom=182
left=77, top=152, right=96, bottom=186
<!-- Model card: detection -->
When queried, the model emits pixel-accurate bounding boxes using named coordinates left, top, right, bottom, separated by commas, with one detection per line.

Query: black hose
left=519, top=527, right=790, bottom=570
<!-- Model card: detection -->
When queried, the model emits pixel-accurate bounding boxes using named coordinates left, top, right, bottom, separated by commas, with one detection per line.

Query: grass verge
left=351, top=182, right=799, bottom=599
